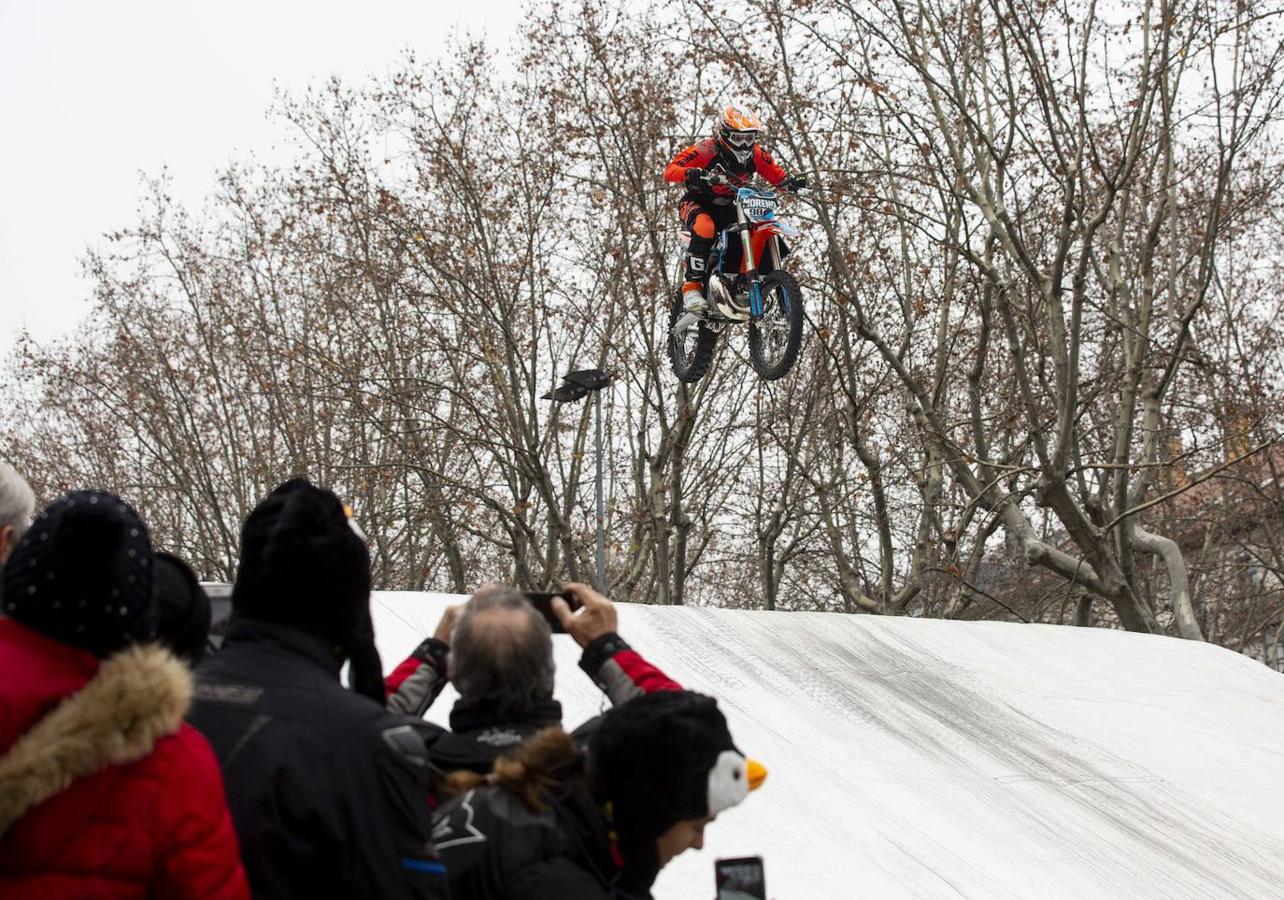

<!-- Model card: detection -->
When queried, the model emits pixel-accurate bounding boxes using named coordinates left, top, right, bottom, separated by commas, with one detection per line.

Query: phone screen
left=523, top=591, right=579, bottom=633
left=715, top=856, right=766, bottom=900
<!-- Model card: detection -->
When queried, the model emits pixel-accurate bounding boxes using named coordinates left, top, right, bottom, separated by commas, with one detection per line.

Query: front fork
left=737, top=207, right=781, bottom=320
left=736, top=207, right=762, bottom=319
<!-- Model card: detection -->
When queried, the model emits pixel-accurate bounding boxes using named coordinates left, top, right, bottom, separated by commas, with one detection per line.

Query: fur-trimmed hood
left=0, top=638, right=192, bottom=835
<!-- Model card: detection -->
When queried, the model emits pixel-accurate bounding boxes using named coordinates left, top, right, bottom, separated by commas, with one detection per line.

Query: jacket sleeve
left=152, top=727, right=251, bottom=900
left=753, top=144, right=790, bottom=185
left=578, top=633, right=682, bottom=705
left=386, top=637, right=450, bottom=717
left=353, top=718, right=451, bottom=898
left=664, top=141, right=715, bottom=184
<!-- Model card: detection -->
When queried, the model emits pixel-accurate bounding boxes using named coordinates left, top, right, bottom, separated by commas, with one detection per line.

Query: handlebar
left=698, top=169, right=808, bottom=194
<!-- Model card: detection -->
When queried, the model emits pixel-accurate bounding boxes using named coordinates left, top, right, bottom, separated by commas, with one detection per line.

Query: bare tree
left=5, top=0, right=1282, bottom=660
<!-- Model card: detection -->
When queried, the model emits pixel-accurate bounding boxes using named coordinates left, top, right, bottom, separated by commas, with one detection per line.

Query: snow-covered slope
left=370, top=593, right=1284, bottom=899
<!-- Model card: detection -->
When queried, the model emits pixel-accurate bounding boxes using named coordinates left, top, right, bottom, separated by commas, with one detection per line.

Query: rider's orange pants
left=680, top=200, right=739, bottom=292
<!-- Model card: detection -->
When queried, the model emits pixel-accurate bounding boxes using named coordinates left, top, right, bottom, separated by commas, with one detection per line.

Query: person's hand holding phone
left=552, top=582, right=618, bottom=649
left=432, top=603, right=465, bottom=645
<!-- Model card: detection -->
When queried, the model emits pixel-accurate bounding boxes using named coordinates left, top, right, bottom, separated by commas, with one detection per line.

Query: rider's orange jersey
left=664, top=137, right=790, bottom=200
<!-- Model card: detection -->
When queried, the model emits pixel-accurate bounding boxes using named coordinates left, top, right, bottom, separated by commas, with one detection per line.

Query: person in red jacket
left=664, top=104, right=806, bottom=313
left=0, top=491, right=248, bottom=900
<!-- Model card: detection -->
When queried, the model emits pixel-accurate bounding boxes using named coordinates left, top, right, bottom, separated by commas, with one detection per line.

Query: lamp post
left=543, top=368, right=614, bottom=591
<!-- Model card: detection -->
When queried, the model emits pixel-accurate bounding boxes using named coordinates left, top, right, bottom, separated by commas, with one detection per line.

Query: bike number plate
left=742, top=195, right=777, bottom=222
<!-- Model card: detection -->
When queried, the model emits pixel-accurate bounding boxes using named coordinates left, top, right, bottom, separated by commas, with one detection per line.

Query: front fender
left=757, top=220, right=801, bottom=239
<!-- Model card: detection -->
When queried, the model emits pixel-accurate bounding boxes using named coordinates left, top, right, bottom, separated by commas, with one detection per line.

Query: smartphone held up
left=716, top=856, right=767, bottom=900
left=523, top=591, right=581, bottom=633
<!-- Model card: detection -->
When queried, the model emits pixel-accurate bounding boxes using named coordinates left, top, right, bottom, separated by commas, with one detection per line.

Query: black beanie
left=1, top=491, right=157, bottom=658
left=232, top=478, right=384, bottom=702
left=153, top=551, right=211, bottom=664
left=589, top=691, right=751, bottom=890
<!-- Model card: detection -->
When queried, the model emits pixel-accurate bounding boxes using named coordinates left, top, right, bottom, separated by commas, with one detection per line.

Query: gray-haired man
left=0, top=462, right=35, bottom=566
left=385, top=582, right=681, bottom=774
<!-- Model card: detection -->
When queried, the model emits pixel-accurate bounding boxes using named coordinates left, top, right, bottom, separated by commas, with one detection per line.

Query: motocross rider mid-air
left=663, top=104, right=806, bottom=313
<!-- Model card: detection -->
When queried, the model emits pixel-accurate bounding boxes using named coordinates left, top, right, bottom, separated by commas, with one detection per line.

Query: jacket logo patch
left=433, top=790, right=488, bottom=850
left=474, top=727, right=523, bottom=747
left=194, top=682, right=264, bottom=705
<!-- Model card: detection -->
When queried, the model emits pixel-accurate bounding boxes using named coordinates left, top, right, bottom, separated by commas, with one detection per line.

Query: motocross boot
left=682, top=243, right=710, bottom=313
left=681, top=280, right=707, bottom=314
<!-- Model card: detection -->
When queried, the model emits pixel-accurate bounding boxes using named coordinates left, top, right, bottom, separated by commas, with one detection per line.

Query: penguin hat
left=589, top=691, right=766, bottom=886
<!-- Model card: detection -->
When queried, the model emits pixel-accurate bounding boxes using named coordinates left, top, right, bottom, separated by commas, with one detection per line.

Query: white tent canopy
left=370, top=592, right=1284, bottom=899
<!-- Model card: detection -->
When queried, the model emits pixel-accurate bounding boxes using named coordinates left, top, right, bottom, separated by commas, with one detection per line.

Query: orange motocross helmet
left=716, top=104, right=761, bottom=164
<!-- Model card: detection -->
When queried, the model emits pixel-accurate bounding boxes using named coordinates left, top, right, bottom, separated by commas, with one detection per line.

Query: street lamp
left=543, top=368, right=613, bottom=590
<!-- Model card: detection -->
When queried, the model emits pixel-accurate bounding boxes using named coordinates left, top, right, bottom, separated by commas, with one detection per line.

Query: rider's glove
left=782, top=174, right=808, bottom=192
left=684, top=168, right=710, bottom=189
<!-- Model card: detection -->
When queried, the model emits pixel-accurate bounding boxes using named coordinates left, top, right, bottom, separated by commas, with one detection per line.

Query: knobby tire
left=748, top=270, right=804, bottom=381
left=668, top=290, right=718, bottom=384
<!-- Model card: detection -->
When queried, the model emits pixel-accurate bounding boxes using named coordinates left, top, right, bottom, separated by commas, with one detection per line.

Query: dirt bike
left=668, top=176, right=805, bottom=383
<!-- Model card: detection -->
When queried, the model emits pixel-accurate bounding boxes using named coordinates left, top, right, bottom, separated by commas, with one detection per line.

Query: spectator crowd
left=0, top=464, right=764, bottom=898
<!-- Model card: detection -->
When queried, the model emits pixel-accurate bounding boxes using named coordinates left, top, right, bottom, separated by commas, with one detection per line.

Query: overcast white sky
left=0, top=0, right=522, bottom=361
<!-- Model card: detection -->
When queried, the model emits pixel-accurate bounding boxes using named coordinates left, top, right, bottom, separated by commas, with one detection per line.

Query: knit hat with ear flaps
left=589, top=691, right=765, bottom=891
left=1, top=491, right=157, bottom=658
left=153, top=551, right=211, bottom=664
left=232, top=478, right=385, bottom=702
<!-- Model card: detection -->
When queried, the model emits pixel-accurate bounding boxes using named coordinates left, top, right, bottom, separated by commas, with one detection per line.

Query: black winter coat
left=189, top=618, right=448, bottom=900
left=432, top=777, right=650, bottom=900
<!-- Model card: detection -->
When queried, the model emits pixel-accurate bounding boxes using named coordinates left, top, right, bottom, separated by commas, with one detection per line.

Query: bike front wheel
left=748, top=270, right=804, bottom=380
left=668, top=289, right=718, bottom=384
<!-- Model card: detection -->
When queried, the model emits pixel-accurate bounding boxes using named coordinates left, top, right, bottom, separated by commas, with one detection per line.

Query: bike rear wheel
left=668, top=289, right=718, bottom=383
left=748, top=270, right=804, bottom=380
